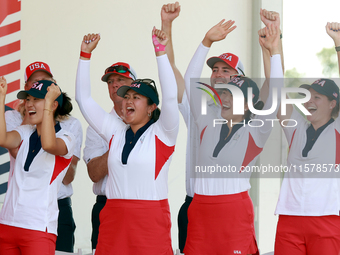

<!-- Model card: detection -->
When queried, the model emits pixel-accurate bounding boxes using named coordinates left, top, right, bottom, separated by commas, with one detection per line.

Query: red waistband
left=105, top=198, right=169, bottom=208
left=193, top=191, right=249, bottom=203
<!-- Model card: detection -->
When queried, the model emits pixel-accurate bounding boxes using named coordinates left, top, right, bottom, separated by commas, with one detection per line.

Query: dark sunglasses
left=105, top=65, right=136, bottom=80
left=133, top=79, right=158, bottom=93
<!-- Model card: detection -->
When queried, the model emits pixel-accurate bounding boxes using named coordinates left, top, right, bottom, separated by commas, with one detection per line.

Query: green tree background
left=284, top=47, right=337, bottom=98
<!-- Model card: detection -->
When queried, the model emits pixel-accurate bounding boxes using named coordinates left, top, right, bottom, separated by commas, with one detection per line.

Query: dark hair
left=244, top=100, right=264, bottom=120
left=55, top=92, right=73, bottom=119
left=326, top=95, right=340, bottom=118
left=147, top=84, right=161, bottom=122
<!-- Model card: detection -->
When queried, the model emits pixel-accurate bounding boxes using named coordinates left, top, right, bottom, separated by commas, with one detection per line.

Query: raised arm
left=0, top=76, right=21, bottom=149
left=41, top=84, right=69, bottom=155
left=152, top=28, right=179, bottom=133
left=258, top=9, right=290, bottom=122
left=161, top=2, right=185, bottom=103
left=260, top=9, right=284, bottom=73
left=75, top=34, right=116, bottom=141
left=326, top=22, right=340, bottom=76
left=256, top=24, right=284, bottom=132
left=184, top=19, right=236, bottom=120
left=259, top=9, right=284, bottom=102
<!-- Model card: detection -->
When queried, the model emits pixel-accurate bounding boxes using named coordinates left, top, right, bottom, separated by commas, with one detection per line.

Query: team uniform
left=4, top=110, right=83, bottom=253
left=183, top=43, right=283, bottom=255
left=274, top=107, right=340, bottom=254
left=83, top=108, right=120, bottom=250
left=76, top=54, right=179, bottom=255
left=0, top=123, right=75, bottom=254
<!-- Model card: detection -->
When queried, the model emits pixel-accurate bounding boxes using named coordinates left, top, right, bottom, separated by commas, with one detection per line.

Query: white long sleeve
left=184, top=43, right=210, bottom=121
left=157, top=54, right=179, bottom=136
left=255, top=54, right=284, bottom=134
left=75, top=59, right=119, bottom=142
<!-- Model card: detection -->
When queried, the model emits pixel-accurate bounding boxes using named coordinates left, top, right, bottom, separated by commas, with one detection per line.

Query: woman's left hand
left=152, top=27, right=169, bottom=48
left=45, top=83, right=61, bottom=104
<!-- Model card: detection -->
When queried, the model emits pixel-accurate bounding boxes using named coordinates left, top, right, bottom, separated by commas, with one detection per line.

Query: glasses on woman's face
left=133, top=79, right=158, bottom=92
left=105, top=65, right=136, bottom=80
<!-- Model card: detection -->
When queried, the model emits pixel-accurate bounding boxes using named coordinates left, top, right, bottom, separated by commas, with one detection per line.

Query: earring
left=148, top=112, right=151, bottom=117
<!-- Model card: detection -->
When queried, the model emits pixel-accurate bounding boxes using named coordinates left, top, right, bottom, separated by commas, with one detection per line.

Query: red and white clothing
left=0, top=124, right=75, bottom=235
left=276, top=108, right=340, bottom=216
left=76, top=55, right=179, bottom=201
left=183, top=43, right=283, bottom=255
left=76, top=55, right=178, bottom=254
left=185, top=43, right=283, bottom=196
left=4, top=110, right=83, bottom=200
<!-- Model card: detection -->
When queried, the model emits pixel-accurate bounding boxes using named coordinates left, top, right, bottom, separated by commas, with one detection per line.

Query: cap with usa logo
left=24, top=61, right=53, bottom=82
left=299, top=79, right=339, bottom=103
left=17, top=80, right=63, bottom=106
left=207, top=53, right=245, bottom=75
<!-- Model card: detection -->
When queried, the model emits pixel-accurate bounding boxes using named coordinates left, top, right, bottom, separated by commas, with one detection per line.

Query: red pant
left=0, top=224, right=56, bottom=255
left=275, top=215, right=340, bottom=255
left=184, top=192, right=259, bottom=255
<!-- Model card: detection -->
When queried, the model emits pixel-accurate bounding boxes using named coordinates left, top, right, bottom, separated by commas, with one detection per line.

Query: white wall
left=1, top=0, right=284, bottom=253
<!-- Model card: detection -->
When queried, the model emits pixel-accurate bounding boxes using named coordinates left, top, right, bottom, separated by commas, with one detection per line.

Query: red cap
left=24, top=62, right=53, bottom=82
left=101, top=62, right=137, bottom=82
left=207, top=53, right=245, bottom=75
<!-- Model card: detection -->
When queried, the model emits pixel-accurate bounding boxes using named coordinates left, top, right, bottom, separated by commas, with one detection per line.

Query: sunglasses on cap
left=134, top=79, right=158, bottom=93
left=230, top=74, right=245, bottom=80
left=105, top=65, right=136, bottom=80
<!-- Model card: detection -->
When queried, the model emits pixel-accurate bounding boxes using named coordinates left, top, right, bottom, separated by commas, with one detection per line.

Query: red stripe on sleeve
left=200, top=126, right=207, bottom=145
left=155, top=135, right=175, bottom=180
left=240, top=133, right=263, bottom=171
left=50, top=156, right=72, bottom=184
left=289, top=129, right=297, bottom=150
left=109, top=135, right=114, bottom=150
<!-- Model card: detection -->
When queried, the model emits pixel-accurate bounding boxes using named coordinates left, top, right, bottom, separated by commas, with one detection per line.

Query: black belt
left=96, top=195, right=107, bottom=204
left=185, top=195, right=193, bottom=203
left=58, top=197, right=71, bottom=207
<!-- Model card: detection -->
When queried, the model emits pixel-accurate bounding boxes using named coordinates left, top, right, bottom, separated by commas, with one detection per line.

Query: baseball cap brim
left=117, top=85, right=159, bottom=105
left=101, top=72, right=133, bottom=82
left=207, top=57, right=244, bottom=75
left=299, top=84, right=329, bottom=97
left=17, top=90, right=45, bottom=100
left=26, top=69, right=53, bottom=82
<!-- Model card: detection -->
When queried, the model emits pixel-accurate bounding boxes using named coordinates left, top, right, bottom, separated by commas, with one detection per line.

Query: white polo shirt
left=0, top=124, right=75, bottom=235
left=83, top=108, right=120, bottom=196
left=4, top=110, right=83, bottom=200
left=275, top=108, right=340, bottom=216
left=184, top=43, right=283, bottom=195
left=76, top=55, right=179, bottom=200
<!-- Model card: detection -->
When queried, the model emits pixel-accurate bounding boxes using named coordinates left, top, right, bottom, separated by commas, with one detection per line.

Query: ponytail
left=55, top=92, right=73, bottom=120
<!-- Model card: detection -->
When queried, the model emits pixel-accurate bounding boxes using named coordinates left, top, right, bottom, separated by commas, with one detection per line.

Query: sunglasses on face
left=105, top=65, right=136, bottom=80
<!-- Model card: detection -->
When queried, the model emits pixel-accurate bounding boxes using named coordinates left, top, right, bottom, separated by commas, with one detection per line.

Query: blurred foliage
left=284, top=68, right=306, bottom=98
left=316, top=47, right=338, bottom=77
